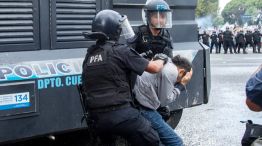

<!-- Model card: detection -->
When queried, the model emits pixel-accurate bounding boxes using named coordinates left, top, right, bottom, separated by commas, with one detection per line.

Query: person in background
left=236, top=30, right=247, bottom=54
left=223, top=27, right=233, bottom=54
left=201, top=30, right=210, bottom=47
left=210, top=30, right=218, bottom=53
left=218, top=30, right=224, bottom=53
left=252, top=28, right=262, bottom=53
left=245, top=30, right=256, bottom=53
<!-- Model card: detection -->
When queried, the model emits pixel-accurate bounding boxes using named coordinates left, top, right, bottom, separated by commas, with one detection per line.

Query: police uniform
left=82, top=41, right=160, bottom=146
left=236, top=31, right=247, bottom=54
left=218, top=31, right=223, bottom=53
left=223, top=30, right=233, bottom=54
left=253, top=30, right=262, bottom=53
left=210, top=32, right=218, bottom=53
left=201, top=32, right=210, bottom=47
left=129, top=25, right=173, bottom=59
left=245, top=31, right=255, bottom=53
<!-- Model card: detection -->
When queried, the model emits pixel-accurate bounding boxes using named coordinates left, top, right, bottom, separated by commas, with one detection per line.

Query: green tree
left=213, top=16, right=224, bottom=27
left=196, top=0, right=219, bottom=17
left=221, top=0, right=262, bottom=25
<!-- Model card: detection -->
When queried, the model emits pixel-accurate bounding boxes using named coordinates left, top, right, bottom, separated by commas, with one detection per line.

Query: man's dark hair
left=172, top=55, right=192, bottom=72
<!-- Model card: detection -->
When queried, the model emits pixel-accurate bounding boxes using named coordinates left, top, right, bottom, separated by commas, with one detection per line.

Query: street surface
left=176, top=52, right=262, bottom=146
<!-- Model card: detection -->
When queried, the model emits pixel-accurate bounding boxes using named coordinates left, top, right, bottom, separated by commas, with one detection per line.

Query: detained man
left=134, top=55, right=193, bottom=146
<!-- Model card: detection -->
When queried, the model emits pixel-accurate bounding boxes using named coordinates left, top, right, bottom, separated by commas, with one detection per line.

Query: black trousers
left=245, top=41, right=255, bottom=52
left=210, top=41, right=218, bottom=53
left=237, top=42, right=246, bottom=53
left=254, top=41, right=261, bottom=52
left=218, top=41, right=223, bottom=53
left=223, top=40, right=233, bottom=53
left=89, top=107, right=160, bottom=146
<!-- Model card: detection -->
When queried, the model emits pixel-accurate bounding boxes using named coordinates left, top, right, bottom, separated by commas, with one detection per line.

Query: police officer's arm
left=119, top=47, right=165, bottom=75
left=146, top=53, right=169, bottom=73
left=145, top=60, right=165, bottom=73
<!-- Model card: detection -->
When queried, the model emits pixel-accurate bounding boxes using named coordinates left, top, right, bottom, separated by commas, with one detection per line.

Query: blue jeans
left=141, top=108, right=184, bottom=146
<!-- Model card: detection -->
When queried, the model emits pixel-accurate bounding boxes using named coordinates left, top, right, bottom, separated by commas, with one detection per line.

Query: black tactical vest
left=134, top=25, right=173, bottom=58
left=82, top=42, right=132, bottom=110
left=245, top=32, right=253, bottom=42
left=223, top=30, right=232, bottom=41
left=237, top=33, right=245, bottom=43
left=202, top=34, right=209, bottom=43
left=210, top=34, right=218, bottom=42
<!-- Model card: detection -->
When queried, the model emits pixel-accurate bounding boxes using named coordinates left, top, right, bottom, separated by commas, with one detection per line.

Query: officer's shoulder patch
left=87, top=51, right=106, bottom=66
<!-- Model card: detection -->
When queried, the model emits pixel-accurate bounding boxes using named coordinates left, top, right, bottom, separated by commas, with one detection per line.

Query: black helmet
left=142, top=0, right=172, bottom=28
left=83, top=9, right=134, bottom=41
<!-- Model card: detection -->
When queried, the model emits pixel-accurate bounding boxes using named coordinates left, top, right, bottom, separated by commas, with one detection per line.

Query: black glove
left=140, top=50, right=153, bottom=59
left=157, top=106, right=171, bottom=121
left=153, top=53, right=168, bottom=64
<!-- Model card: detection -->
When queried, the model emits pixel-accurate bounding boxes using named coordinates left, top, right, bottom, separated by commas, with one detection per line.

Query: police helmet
left=142, top=0, right=172, bottom=28
left=83, top=9, right=134, bottom=41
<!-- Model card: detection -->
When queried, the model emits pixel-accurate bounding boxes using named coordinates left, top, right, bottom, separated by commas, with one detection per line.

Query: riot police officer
left=253, top=28, right=262, bottom=53
left=236, top=30, right=247, bottom=54
left=245, top=30, right=255, bottom=53
left=81, top=9, right=166, bottom=146
left=223, top=27, right=233, bottom=54
left=201, top=30, right=210, bottom=47
left=128, top=0, right=173, bottom=59
left=210, top=30, right=218, bottom=53
left=218, top=30, right=224, bottom=53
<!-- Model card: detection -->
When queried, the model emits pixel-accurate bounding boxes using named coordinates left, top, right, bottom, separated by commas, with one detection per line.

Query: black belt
left=89, top=103, right=131, bottom=113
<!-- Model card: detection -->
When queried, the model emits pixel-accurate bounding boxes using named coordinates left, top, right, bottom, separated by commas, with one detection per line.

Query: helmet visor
left=120, top=16, right=135, bottom=40
left=148, top=11, right=172, bottom=28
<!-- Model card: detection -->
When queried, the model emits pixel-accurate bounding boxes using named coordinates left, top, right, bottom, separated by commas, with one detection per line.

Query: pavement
left=176, top=52, right=262, bottom=146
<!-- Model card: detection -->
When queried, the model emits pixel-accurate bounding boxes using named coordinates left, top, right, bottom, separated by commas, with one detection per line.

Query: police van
left=0, top=0, right=210, bottom=145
